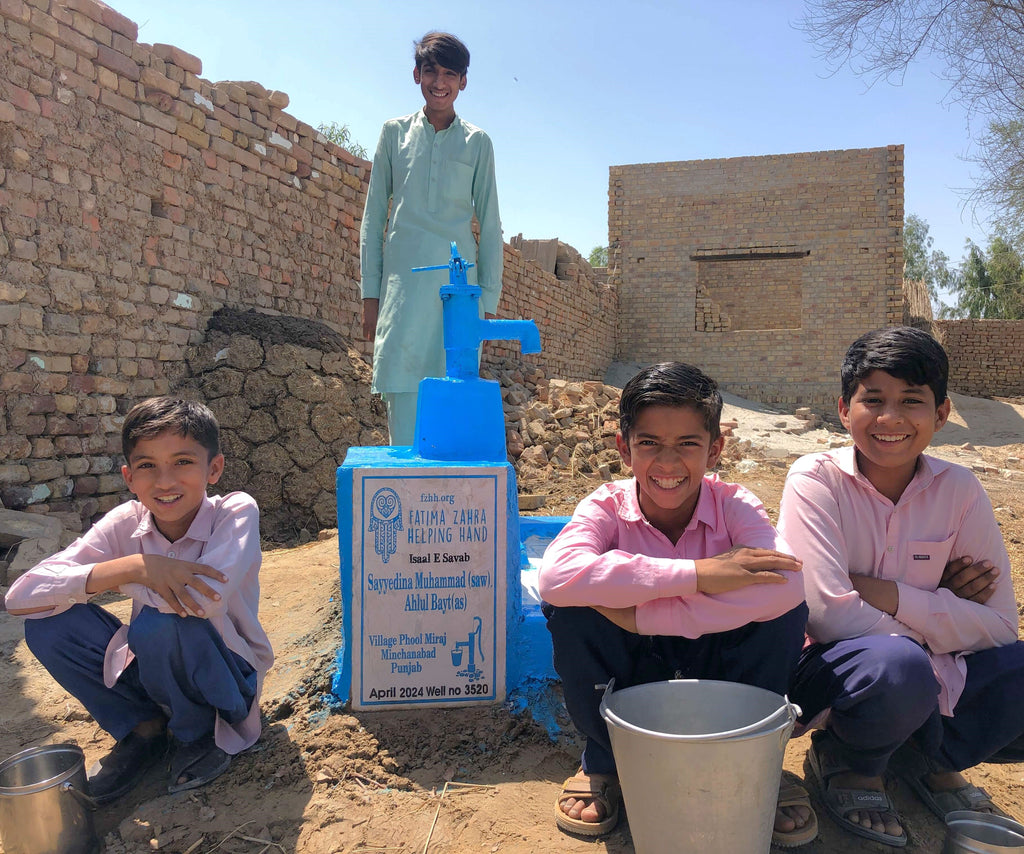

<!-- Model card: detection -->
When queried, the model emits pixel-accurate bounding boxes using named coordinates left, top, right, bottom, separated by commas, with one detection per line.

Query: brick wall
left=0, top=0, right=615, bottom=532
left=487, top=244, right=617, bottom=380
left=936, top=319, right=1024, bottom=397
left=609, top=147, right=904, bottom=412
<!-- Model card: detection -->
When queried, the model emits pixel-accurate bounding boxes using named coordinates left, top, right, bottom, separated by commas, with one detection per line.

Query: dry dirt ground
left=3, top=393, right=1024, bottom=853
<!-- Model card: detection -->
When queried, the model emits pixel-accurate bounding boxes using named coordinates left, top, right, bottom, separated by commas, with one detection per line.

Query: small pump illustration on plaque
left=451, top=616, right=484, bottom=682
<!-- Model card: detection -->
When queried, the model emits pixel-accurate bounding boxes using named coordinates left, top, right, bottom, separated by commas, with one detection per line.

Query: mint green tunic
left=359, top=109, right=503, bottom=393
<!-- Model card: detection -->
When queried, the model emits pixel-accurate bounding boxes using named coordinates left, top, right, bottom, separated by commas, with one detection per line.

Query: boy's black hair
left=841, top=326, right=949, bottom=405
left=122, top=397, right=221, bottom=462
left=414, top=32, right=470, bottom=75
left=619, top=362, right=723, bottom=442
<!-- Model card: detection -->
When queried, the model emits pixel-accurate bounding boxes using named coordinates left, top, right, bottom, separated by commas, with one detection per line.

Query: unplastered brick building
left=609, top=147, right=905, bottom=410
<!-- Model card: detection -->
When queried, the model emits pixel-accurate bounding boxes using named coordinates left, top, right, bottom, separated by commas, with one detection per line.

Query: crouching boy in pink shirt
left=779, top=327, right=1024, bottom=847
left=5, top=398, right=273, bottom=803
left=539, top=362, right=816, bottom=846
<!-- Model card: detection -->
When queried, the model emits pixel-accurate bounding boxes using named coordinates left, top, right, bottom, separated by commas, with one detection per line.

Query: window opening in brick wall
left=691, top=247, right=808, bottom=332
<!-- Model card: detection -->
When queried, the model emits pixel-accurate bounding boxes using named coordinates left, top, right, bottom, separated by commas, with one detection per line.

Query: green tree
left=904, top=214, right=957, bottom=305
left=942, top=232, right=1024, bottom=319
left=588, top=245, right=608, bottom=267
left=800, top=1, right=1024, bottom=228
left=317, top=121, right=368, bottom=160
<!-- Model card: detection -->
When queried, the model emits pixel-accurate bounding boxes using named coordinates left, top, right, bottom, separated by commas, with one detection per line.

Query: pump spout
left=480, top=318, right=542, bottom=355
left=437, top=285, right=542, bottom=380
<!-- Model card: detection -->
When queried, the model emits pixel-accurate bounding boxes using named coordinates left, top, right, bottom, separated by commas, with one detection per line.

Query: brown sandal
left=554, top=770, right=621, bottom=837
left=773, top=770, right=819, bottom=848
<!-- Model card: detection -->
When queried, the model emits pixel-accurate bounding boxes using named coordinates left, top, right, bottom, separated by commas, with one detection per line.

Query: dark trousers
left=25, top=603, right=257, bottom=745
left=791, top=634, right=1024, bottom=776
left=544, top=601, right=808, bottom=774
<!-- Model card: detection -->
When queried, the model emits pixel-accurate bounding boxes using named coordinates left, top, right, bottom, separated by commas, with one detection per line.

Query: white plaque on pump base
left=337, top=450, right=511, bottom=711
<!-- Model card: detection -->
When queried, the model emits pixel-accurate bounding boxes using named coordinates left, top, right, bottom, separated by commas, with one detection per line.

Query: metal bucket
left=944, top=810, right=1024, bottom=853
left=0, top=744, right=99, bottom=854
left=600, top=679, right=799, bottom=854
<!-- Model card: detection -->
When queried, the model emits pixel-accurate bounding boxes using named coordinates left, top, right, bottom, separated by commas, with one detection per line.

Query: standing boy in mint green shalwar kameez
left=359, top=32, right=503, bottom=445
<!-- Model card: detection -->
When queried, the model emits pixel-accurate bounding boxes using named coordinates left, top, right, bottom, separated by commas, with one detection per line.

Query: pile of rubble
left=488, top=361, right=625, bottom=489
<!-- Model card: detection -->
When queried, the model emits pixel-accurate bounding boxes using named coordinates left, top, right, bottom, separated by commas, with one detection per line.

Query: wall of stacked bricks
left=609, top=147, right=906, bottom=411
left=935, top=319, right=1024, bottom=397
left=0, top=0, right=616, bottom=533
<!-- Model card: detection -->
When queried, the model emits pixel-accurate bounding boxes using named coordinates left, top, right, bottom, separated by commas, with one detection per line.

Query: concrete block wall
left=609, top=146, right=904, bottom=412
left=936, top=319, right=1024, bottom=397
left=0, top=0, right=616, bottom=532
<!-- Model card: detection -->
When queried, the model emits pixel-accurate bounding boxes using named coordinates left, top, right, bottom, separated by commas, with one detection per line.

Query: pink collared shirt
left=779, top=446, right=1018, bottom=715
left=538, top=474, right=805, bottom=638
left=5, top=492, right=273, bottom=753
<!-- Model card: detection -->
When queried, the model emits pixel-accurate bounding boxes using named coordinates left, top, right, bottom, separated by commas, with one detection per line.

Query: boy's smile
left=414, top=61, right=466, bottom=125
left=616, top=404, right=724, bottom=542
left=122, top=432, right=224, bottom=542
left=839, top=369, right=951, bottom=501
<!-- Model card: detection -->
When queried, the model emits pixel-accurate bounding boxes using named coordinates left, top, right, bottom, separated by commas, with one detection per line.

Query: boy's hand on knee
left=695, top=547, right=802, bottom=594
left=592, top=605, right=638, bottom=633
left=941, top=556, right=999, bottom=604
left=136, top=555, right=227, bottom=618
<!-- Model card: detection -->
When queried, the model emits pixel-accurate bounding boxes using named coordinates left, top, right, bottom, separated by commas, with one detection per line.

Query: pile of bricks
left=695, top=283, right=730, bottom=332
left=484, top=359, right=625, bottom=486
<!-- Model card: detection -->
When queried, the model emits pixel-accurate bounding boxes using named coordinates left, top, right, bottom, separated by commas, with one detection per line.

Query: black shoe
left=87, top=730, right=168, bottom=805
left=167, top=734, right=231, bottom=794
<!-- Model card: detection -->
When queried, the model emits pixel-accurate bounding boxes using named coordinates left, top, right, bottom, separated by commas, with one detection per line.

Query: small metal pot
left=944, top=810, right=1024, bottom=854
left=0, top=744, right=99, bottom=854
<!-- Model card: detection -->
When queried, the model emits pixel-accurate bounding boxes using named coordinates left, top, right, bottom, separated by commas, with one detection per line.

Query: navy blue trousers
left=25, top=603, right=257, bottom=745
left=544, top=601, right=808, bottom=774
left=791, top=634, right=1024, bottom=776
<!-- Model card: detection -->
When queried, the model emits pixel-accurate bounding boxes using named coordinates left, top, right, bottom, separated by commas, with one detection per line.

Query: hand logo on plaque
left=368, top=487, right=403, bottom=564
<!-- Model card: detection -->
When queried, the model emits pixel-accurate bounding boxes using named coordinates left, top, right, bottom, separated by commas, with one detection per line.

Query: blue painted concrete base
left=507, top=516, right=569, bottom=736
left=416, top=378, right=507, bottom=462
left=333, top=443, right=569, bottom=734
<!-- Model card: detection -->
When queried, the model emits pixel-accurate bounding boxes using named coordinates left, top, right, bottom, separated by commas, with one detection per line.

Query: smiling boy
left=5, top=398, right=273, bottom=803
left=539, top=362, right=815, bottom=846
left=359, top=31, right=503, bottom=445
left=779, top=327, right=1024, bottom=847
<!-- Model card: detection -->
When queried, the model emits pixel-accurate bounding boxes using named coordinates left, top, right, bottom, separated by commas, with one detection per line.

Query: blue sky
left=111, top=0, right=991, bottom=267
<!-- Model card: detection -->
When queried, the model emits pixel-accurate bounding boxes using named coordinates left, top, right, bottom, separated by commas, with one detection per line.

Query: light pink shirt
left=5, top=492, right=273, bottom=753
left=538, top=475, right=805, bottom=638
left=779, top=447, right=1018, bottom=715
